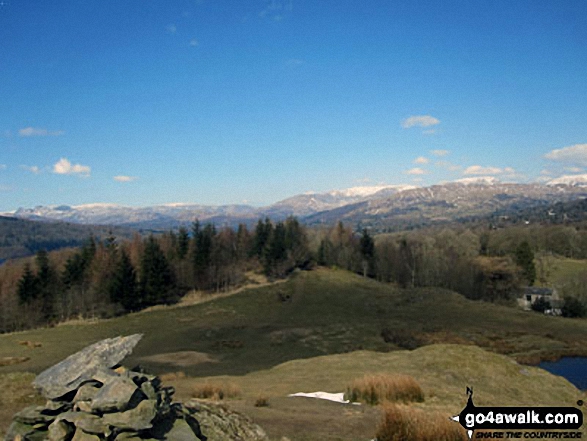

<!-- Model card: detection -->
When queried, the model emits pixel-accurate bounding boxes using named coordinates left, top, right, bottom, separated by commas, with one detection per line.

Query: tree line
left=2, top=218, right=586, bottom=332
left=0, top=217, right=310, bottom=333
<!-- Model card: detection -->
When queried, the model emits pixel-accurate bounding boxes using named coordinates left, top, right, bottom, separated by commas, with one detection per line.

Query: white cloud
left=19, top=127, right=65, bottom=137
left=113, top=175, right=137, bottom=182
left=189, top=39, right=199, bottom=47
left=405, top=167, right=427, bottom=175
left=544, top=144, right=587, bottom=165
left=53, top=158, right=91, bottom=176
left=435, top=160, right=461, bottom=171
left=401, top=115, right=440, bottom=129
left=565, top=166, right=583, bottom=173
left=430, top=149, right=449, bottom=157
left=259, top=0, right=293, bottom=20
left=414, top=156, right=429, bottom=164
left=20, top=165, right=40, bottom=174
left=166, top=24, right=177, bottom=34
left=0, top=164, right=6, bottom=170
left=463, top=165, right=516, bottom=176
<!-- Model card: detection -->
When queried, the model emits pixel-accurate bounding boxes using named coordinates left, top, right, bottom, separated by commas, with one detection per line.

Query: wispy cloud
left=565, top=166, right=583, bottom=173
left=189, top=39, right=199, bottom=47
left=259, top=0, right=293, bottom=21
left=166, top=24, right=177, bottom=34
left=19, top=127, right=65, bottom=137
left=463, top=165, right=515, bottom=176
left=53, top=158, right=91, bottom=176
left=20, top=165, right=40, bottom=174
left=401, top=115, right=440, bottom=129
left=435, top=160, right=461, bottom=172
left=430, top=149, right=449, bottom=157
left=544, top=144, right=587, bottom=165
left=405, top=167, right=427, bottom=175
left=414, top=156, right=429, bottom=164
left=113, top=175, right=137, bottom=182
left=0, top=164, right=6, bottom=170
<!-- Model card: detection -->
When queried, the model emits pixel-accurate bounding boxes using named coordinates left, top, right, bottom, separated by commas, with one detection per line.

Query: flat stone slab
left=102, top=399, right=158, bottom=431
left=33, top=334, right=143, bottom=399
left=90, top=376, right=139, bottom=413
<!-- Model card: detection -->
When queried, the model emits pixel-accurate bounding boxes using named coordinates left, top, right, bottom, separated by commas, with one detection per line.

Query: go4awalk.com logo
left=451, top=388, right=584, bottom=439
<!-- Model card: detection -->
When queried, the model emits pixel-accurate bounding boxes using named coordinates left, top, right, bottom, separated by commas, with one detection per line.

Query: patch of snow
left=546, top=174, right=587, bottom=187
left=288, top=391, right=359, bottom=405
left=72, top=203, right=122, bottom=209
left=454, top=176, right=500, bottom=185
left=328, top=185, right=415, bottom=198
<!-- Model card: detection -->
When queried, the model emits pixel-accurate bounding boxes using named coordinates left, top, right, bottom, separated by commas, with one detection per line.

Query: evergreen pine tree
left=110, top=250, right=138, bottom=311
left=360, top=228, right=375, bottom=277
left=17, top=263, right=40, bottom=305
left=515, top=240, right=536, bottom=286
left=264, top=222, right=287, bottom=276
left=140, top=236, right=175, bottom=306
left=177, top=226, right=189, bottom=260
left=35, top=249, right=56, bottom=320
left=192, top=224, right=215, bottom=289
left=253, top=218, right=273, bottom=258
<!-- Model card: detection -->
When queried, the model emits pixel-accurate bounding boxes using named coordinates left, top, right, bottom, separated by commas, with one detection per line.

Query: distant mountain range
left=6, top=175, right=587, bottom=231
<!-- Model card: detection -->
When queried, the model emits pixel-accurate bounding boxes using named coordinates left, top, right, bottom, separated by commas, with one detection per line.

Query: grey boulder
left=33, top=334, right=143, bottom=400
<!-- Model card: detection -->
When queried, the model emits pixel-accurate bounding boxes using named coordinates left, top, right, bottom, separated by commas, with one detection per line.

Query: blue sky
left=1, top=0, right=587, bottom=211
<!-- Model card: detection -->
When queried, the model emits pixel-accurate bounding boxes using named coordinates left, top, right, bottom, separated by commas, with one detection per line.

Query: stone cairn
left=5, top=335, right=268, bottom=441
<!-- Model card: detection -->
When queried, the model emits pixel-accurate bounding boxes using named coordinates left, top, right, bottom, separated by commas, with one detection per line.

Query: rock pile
left=5, top=335, right=268, bottom=441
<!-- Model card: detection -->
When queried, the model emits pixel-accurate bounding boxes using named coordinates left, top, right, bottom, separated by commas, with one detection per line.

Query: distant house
left=518, top=286, right=559, bottom=312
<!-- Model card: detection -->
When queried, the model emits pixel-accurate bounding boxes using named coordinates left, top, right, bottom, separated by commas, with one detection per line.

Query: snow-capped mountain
left=453, top=176, right=501, bottom=185
left=546, top=174, right=587, bottom=187
left=10, top=179, right=587, bottom=230
left=303, top=180, right=587, bottom=229
left=13, top=203, right=260, bottom=228
left=269, top=185, right=416, bottom=217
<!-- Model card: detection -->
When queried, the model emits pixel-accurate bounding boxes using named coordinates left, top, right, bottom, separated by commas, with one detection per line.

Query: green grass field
left=548, top=257, right=587, bottom=286
left=1, top=268, right=586, bottom=439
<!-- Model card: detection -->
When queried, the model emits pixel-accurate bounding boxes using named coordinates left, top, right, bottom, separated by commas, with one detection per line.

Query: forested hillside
left=0, top=216, right=133, bottom=262
left=2, top=216, right=587, bottom=334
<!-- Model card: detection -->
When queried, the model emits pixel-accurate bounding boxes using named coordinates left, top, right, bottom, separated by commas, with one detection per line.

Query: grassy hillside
left=169, top=344, right=586, bottom=440
left=1, top=268, right=586, bottom=377
left=2, top=345, right=584, bottom=440
left=1, top=269, right=586, bottom=440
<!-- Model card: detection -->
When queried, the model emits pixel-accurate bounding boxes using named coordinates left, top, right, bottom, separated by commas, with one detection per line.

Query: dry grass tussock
left=159, top=371, right=187, bottom=382
left=254, top=395, right=270, bottom=407
left=376, top=404, right=467, bottom=441
left=345, top=373, right=424, bottom=405
left=191, top=381, right=241, bottom=400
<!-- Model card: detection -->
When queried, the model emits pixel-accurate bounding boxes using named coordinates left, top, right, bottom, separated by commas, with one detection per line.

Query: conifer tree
left=17, top=263, right=40, bottom=305
left=110, top=250, right=138, bottom=311
left=360, top=228, right=375, bottom=277
left=253, top=218, right=273, bottom=258
left=515, top=240, right=536, bottom=286
left=264, top=221, right=287, bottom=275
left=177, top=226, right=189, bottom=260
left=140, top=235, right=175, bottom=306
left=36, top=249, right=56, bottom=320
